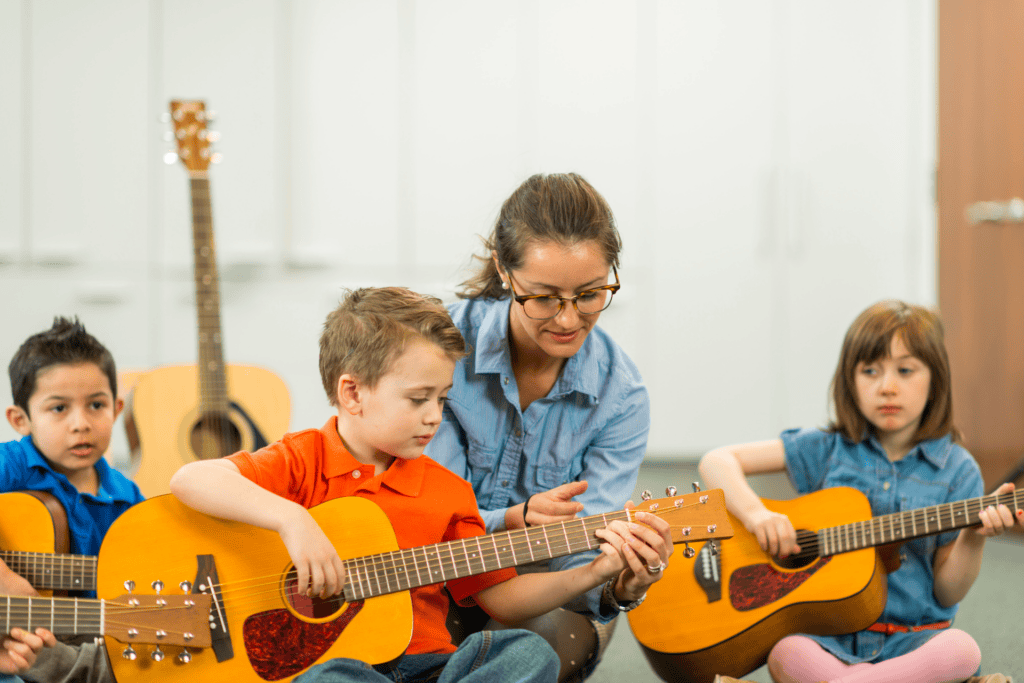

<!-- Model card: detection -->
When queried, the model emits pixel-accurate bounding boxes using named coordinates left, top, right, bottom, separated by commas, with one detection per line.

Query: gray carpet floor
left=588, top=461, right=1024, bottom=683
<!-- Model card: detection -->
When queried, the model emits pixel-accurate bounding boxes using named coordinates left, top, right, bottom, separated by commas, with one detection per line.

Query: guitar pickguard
left=242, top=602, right=364, bottom=681
left=728, top=556, right=832, bottom=611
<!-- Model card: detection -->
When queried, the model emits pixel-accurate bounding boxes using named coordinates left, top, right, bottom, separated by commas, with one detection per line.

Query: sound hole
left=775, top=529, right=819, bottom=570
left=283, top=569, right=345, bottom=620
left=190, top=412, right=242, bottom=459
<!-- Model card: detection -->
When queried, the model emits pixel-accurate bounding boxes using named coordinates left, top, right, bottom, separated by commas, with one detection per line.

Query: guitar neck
left=1, top=596, right=104, bottom=637
left=189, top=176, right=229, bottom=415
left=343, top=510, right=631, bottom=601
left=818, top=489, right=1024, bottom=556
left=0, top=551, right=96, bottom=592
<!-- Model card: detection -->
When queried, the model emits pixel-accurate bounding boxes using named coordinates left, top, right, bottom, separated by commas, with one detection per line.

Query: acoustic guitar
left=96, top=490, right=731, bottom=682
left=0, top=491, right=96, bottom=594
left=126, top=100, right=290, bottom=498
left=628, top=485, right=1024, bottom=683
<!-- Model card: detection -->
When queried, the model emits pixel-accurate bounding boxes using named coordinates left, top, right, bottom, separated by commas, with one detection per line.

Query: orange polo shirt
left=227, top=416, right=517, bottom=655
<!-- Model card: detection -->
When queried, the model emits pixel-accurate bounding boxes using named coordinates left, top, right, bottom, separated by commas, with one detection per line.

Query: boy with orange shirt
left=170, top=287, right=672, bottom=682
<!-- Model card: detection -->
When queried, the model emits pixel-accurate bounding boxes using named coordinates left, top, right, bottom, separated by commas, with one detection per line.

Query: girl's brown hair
left=459, top=173, right=621, bottom=299
left=319, top=287, right=466, bottom=405
left=830, top=300, right=962, bottom=444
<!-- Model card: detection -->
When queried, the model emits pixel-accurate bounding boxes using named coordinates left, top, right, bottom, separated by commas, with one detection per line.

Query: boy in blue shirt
left=1, top=317, right=143, bottom=683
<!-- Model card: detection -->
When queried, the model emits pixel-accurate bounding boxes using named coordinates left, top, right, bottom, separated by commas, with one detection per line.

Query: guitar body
left=125, top=364, right=291, bottom=498
left=0, top=491, right=69, bottom=596
left=628, top=487, right=887, bottom=683
left=98, top=495, right=413, bottom=683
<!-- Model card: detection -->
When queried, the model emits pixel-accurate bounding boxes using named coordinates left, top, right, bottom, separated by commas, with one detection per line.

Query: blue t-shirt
left=0, top=436, right=144, bottom=595
left=781, top=427, right=983, bottom=663
left=425, top=296, right=650, bottom=620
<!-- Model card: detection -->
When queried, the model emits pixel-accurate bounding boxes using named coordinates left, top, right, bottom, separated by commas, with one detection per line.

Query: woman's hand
left=592, top=503, right=674, bottom=602
left=971, top=482, right=1022, bottom=538
left=278, top=507, right=346, bottom=599
left=515, top=481, right=588, bottom=528
left=744, top=507, right=801, bottom=559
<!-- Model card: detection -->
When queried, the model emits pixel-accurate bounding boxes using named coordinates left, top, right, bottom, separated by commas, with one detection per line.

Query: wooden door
left=938, top=0, right=1024, bottom=494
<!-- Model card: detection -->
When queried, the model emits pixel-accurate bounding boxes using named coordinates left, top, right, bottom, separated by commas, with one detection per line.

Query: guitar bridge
left=194, top=554, right=234, bottom=662
left=694, top=541, right=722, bottom=603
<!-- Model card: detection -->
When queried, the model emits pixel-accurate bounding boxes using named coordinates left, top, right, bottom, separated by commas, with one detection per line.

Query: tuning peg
left=211, top=152, right=224, bottom=164
left=665, top=486, right=677, bottom=496
left=692, top=482, right=701, bottom=493
left=151, top=647, right=165, bottom=662
left=163, top=151, right=179, bottom=165
left=180, top=580, right=192, bottom=593
left=159, top=113, right=170, bottom=123
left=205, top=109, right=217, bottom=122
left=122, top=646, right=137, bottom=660
left=206, top=130, right=221, bottom=143
left=682, top=543, right=696, bottom=558
left=152, top=580, right=164, bottom=594
left=641, top=490, right=652, bottom=501
left=177, top=649, right=192, bottom=664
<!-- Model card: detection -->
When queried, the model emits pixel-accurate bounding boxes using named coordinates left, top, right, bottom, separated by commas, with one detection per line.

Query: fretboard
left=190, top=176, right=229, bottom=416
left=0, top=551, right=96, bottom=592
left=817, top=489, right=1023, bottom=556
left=343, top=510, right=630, bottom=601
left=1, top=596, right=103, bottom=636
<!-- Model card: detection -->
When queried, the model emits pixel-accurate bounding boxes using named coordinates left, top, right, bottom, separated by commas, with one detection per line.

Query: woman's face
left=501, top=239, right=614, bottom=361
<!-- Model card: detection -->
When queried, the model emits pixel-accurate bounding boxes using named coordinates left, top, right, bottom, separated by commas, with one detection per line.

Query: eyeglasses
left=505, top=267, right=620, bottom=320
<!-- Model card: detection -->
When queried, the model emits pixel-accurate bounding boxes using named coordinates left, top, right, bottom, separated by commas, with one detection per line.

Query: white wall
left=0, top=0, right=937, bottom=463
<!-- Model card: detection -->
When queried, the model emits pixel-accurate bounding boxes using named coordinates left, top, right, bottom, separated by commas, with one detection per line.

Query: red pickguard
left=242, top=601, right=364, bottom=681
left=728, top=557, right=832, bottom=611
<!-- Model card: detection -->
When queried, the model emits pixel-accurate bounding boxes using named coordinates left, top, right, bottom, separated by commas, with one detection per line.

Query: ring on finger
left=646, top=562, right=665, bottom=574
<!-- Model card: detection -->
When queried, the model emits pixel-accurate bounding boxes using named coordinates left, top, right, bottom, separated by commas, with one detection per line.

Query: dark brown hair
left=8, top=317, right=117, bottom=415
left=830, top=300, right=961, bottom=444
left=459, top=173, right=622, bottom=299
left=319, top=287, right=466, bottom=405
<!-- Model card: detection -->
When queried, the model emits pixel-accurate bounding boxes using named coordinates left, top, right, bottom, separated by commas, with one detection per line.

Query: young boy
left=2, top=317, right=144, bottom=682
left=170, top=287, right=672, bottom=682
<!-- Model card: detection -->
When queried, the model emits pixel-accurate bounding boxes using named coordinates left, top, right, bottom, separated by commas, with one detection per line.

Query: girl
left=425, top=173, right=657, bottom=681
left=699, top=300, right=1021, bottom=683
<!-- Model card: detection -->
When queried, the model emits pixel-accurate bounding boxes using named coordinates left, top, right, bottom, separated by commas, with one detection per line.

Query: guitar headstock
left=105, top=593, right=213, bottom=647
left=168, top=100, right=213, bottom=174
left=632, top=488, right=733, bottom=544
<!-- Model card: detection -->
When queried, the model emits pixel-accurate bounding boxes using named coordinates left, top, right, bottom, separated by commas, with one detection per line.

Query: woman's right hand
left=744, top=507, right=801, bottom=559
left=516, top=480, right=589, bottom=528
left=278, top=506, right=346, bottom=599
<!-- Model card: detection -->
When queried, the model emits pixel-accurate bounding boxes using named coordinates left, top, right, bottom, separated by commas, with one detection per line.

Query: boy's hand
left=972, top=482, right=1022, bottom=538
left=520, top=481, right=588, bottom=527
left=0, top=627, right=55, bottom=674
left=592, top=504, right=674, bottom=602
left=745, top=507, right=801, bottom=559
left=0, top=558, right=37, bottom=598
left=278, top=507, right=346, bottom=599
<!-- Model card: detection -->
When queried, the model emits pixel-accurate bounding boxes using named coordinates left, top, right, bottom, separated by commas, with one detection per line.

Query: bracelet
left=522, top=494, right=534, bottom=527
left=602, top=577, right=646, bottom=613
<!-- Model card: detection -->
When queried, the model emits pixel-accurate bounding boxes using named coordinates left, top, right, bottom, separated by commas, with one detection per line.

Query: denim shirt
left=426, top=297, right=650, bottom=620
left=782, top=427, right=983, bottom=663
left=0, top=436, right=145, bottom=596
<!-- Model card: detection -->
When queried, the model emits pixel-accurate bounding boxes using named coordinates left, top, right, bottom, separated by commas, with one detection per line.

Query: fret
left=445, top=542, right=458, bottom=579
left=899, top=511, right=906, bottom=539
left=429, top=547, right=445, bottom=583
left=962, top=499, right=969, bottom=524
left=6, top=595, right=9, bottom=635
left=403, top=548, right=419, bottom=589
left=923, top=509, right=929, bottom=534
left=490, top=535, right=502, bottom=570
left=27, top=596, right=31, bottom=632
left=540, top=525, right=553, bottom=559
left=935, top=505, right=943, bottom=531
left=74, top=596, right=78, bottom=633
left=50, top=597, right=54, bottom=631
left=524, top=529, right=536, bottom=563
left=560, top=521, right=572, bottom=554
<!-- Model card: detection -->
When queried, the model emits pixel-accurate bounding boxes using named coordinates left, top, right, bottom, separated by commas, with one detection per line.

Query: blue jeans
left=294, top=630, right=559, bottom=683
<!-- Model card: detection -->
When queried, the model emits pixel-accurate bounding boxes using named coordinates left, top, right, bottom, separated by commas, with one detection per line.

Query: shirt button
left=503, top=377, right=509, bottom=385
left=352, top=470, right=362, bottom=479
left=515, top=429, right=521, bottom=437
left=872, top=650, right=878, bottom=656
left=502, top=480, right=509, bottom=487
left=882, top=481, right=890, bottom=490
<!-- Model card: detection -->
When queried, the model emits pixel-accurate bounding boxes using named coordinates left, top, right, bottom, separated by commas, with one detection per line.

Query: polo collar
left=20, top=436, right=137, bottom=503
left=319, top=417, right=426, bottom=497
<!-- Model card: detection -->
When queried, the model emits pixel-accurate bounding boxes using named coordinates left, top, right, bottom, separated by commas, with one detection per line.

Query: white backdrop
left=0, top=0, right=937, bottom=463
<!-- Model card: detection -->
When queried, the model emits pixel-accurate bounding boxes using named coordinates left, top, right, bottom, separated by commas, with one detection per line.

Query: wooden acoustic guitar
left=0, top=491, right=96, bottom=594
left=628, top=485, right=1024, bottom=683
left=96, top=490, right=731, bottom=682
left=126, top=100, right=290, bottom=498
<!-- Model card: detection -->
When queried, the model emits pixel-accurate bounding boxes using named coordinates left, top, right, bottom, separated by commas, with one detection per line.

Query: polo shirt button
left=352, top=470, right=362, bottom=479
left=872, top=650, right=878, bottom=656
left=882, top=481, right=890, bottom=491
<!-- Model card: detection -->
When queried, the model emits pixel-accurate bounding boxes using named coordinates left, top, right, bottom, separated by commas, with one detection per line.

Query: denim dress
left=781, top=428, right=983, bottom=663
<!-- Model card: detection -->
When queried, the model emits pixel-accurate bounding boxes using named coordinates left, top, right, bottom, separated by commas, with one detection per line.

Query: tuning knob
left=121, top=646, right=137, bottom=661
left=641, top=490, right=652, bottom=501
left=691, top=482, right=701, bottom=493
left=683, top=543, right=696, bottom=558
left=665, top=486, right=677, bottom=496
left=177, top=649, right=192, bottom=664
left=151, top=648, right=165, bottom=662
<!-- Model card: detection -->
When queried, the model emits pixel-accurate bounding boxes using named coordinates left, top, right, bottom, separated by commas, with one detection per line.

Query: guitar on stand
left=125, top=100, right=290, bottom=498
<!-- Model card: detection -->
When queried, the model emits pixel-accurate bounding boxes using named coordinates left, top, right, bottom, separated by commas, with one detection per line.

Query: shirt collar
left=20, top=435, right=138, bottom=503
left=862, top=431, right=953, bottom=469
left=472, top=298, right=601, bottom=402
left=319, top=416, right=426, bottom=497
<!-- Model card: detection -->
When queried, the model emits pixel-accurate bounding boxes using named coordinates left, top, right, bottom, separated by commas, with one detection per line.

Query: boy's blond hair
left=319, top=287, right=467, bottom=405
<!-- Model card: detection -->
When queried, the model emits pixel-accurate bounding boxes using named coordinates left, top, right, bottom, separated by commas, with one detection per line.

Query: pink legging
left=767, top=630, right=981, bottom=683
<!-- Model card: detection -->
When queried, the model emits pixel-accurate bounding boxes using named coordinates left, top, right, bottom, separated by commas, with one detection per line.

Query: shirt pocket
left=466, top=438, right=499, bottom=479
left=533, top=415, right=584, bottom=489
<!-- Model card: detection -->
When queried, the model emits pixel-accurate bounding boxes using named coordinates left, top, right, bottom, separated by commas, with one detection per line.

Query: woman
left=426, top=172, right=661, bottom=681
